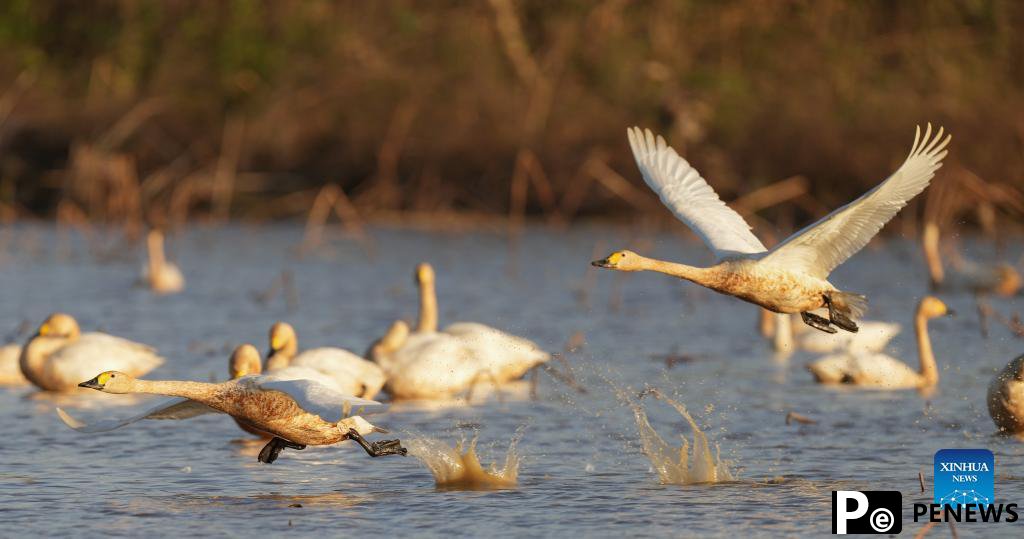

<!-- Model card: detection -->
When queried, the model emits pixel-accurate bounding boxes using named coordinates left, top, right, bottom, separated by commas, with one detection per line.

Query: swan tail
left=832, top=291, right=868, bottom=319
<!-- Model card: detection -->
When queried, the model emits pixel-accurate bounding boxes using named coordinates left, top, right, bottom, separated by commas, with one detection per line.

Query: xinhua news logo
left=911, top=448, right=1019, bottom=524
left=832, top=491, right=902, bottom=534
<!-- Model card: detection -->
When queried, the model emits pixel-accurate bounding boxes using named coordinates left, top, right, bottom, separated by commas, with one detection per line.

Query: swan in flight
left=266, top=322, right=386, bottom=400
left=594, top=125, right=951, bottom=334
left=59, top=369, right=407, bottom=463
left=806, top=296, right=952, bottom=389
left=141, top=230, right=185, bottom=295
left=19, top=313, right=164, bottom=392
left=987, top=354, right=1024, bottom=434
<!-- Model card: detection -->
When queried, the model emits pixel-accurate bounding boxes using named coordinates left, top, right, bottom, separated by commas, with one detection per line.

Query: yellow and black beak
left=945, top=308, right=957, bottom=317
left=78, top=375, right=104, bottom=390
left=591, top=257, right=612, bottom=268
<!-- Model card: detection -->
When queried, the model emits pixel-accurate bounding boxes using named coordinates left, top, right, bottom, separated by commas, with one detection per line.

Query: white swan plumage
left=266, top=322, right=386, bottom=399
left=806, top=296, right=951, bottom=389
left=19, top=313, right=164, bottom=392
left=594, top=125, right=951, bottom=334
left=141, top=229, right=185, bottom=294
left=0, top=343, right=26, bottom=385
left=987, top=355, right=1024, bottom=434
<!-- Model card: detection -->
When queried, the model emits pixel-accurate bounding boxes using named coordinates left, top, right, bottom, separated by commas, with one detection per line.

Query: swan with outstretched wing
left=593, top=124, right=951, bottom=334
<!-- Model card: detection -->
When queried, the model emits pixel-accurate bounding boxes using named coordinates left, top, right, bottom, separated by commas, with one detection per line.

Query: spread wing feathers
left=56, top=398, right=218, bottom=433
left=628, top=127, right=766, bottom=259
left=255, top=377, right=382, bottom=423
left=763, top=124, right=951, bottom=278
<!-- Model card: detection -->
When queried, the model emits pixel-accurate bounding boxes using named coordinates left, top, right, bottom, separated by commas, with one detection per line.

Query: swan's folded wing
left=256, top=378, right=383, bottom=423
left=628, top=127, right=766, bottom=259
left=763, top=125, right=951, bottom=279
left=56, top=398, right=218, bottom=433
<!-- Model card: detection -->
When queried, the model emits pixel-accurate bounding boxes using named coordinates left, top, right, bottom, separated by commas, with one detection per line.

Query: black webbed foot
left=801, top=311, right=837, bottom=334
left=347, top=429, right=408, bottom=457
left=257, top=437, right=307, bottom=464
left=823, top=294, right=859, bottom=333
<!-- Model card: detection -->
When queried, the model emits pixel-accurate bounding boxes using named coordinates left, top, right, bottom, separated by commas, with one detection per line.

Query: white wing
left=628, top=127, right=766, bottom=259
left=255, top=377, right=382, bottom=423
left=763, top=125, right=951, bottom=278
left=56, top=398, right=217, bottom=433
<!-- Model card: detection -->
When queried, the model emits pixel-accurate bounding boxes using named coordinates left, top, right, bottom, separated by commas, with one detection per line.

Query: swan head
left=79, top=371, right=134, bottom=393
left=229, top=343, right=262, bottom=379
left=36, top=313, right=80, bottom=339
left=415, top=262, right=435, bottom=285
left=344, top=415, right=389, bottom=436
left=994, top=264, right=1021, bottom=297
left=267, top=322, right=298, bottom=365
left=918, top=296, right=954, bottom=319
left=592, top=250, right=643, bottom=271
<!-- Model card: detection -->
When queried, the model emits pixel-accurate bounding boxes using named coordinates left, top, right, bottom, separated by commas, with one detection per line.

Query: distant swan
left=141, top=230, right=185, bottom=294
left=370, top=264, right=548, bottom=399
left=594, top=125, right=951, bottom=334
left=806, top=296, right=952, bottom=389
left=922, top=221, right=1020, bottom=297
left=266, top=322, right=386, bottom=399
left=59, top=368, right=407, bottom=463
left=0, top=343, right=26, bottom=385
left=19, top=313, right=164, bottom=392
left=413, top=263, right=549, bottom=381
left=987, top=354, right=1024, bottom=434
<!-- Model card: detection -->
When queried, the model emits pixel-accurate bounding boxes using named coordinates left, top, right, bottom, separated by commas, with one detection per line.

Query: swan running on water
left=58, top=368, right=407, bottom=464
left=806, top=296, right=952, bottom=389
left=594, top=125, right=951, bottom=334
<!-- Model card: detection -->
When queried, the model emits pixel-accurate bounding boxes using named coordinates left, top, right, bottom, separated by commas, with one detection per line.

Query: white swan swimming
left=0, top=343, right=26, bottom=385
left=413, top=263, right=549, bottom=381
left=141, top=230, right=185, bottom=295
left=369, top=263, right=547, bottom=400
left=58, top=369, right=406, bottom=463
left=806, top=296, right=951, bottom=389
left=19, top=313, right=164, bottom=392
left=266, top=322, right=386, bottom=399
left=593, top=125, right=951, bottom=334
left=987, top=354, right=1024, bottom=434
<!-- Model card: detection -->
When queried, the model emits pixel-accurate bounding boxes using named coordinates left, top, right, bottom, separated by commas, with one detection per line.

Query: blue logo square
left=934, top=449, right=994, bottom=506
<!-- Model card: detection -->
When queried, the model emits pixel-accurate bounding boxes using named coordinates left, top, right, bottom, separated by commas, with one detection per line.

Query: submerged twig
left=785, top=412, right=817, bottom=425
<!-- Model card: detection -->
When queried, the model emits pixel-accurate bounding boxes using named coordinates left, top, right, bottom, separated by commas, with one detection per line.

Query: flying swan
left=58, top=368, right=407, bottom=463
left=593, top=125, right=951, bottom=334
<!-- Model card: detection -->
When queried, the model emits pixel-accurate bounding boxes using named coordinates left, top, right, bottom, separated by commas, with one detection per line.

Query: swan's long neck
left=922, top=222, right=944, bottom=287
left=19, top=336, right=70, bottom=387
left=914, top=313, right=939, bottom=386
left=265, top=352, right=290, bottom=371
left=635, top=256, right=717, bottom=287
left=147, top=232, right=166, bottom=277
left=417, top=277, right=438, bottom=333
left=773, top=313, right=794, bottom=353
left=128, top=379, right=220, bottom=402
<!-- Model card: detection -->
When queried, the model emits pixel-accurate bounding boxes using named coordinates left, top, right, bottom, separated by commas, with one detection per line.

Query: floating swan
left=987, top=355, right=1024, bottom=434
left=59, top=368, right=407, bottom=463
left=141, top=230, right=185, bottom=294
left=594, top=125, right=951, bottom=334
left=0, top=343, right=26, bottom=385
left=266, top=322, right=386, bottom=399
left=806, top=296, right=952, bottom=389
left=19, top=313, right=164, bottom=392
left=370, top=264, right=549, bottom=399
left=922, top=221, right=1020, bottom=297
left=413, top=263, right=549, bottom=381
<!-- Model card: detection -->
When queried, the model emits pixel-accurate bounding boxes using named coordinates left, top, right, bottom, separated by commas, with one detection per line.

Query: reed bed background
left=0, top=0, right=1022, bottom=238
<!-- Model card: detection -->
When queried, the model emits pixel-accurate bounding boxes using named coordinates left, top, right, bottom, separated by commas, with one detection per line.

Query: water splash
left=406, top=433, right=520, bottom=489
left=630, top=388, right=734, bottom=484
